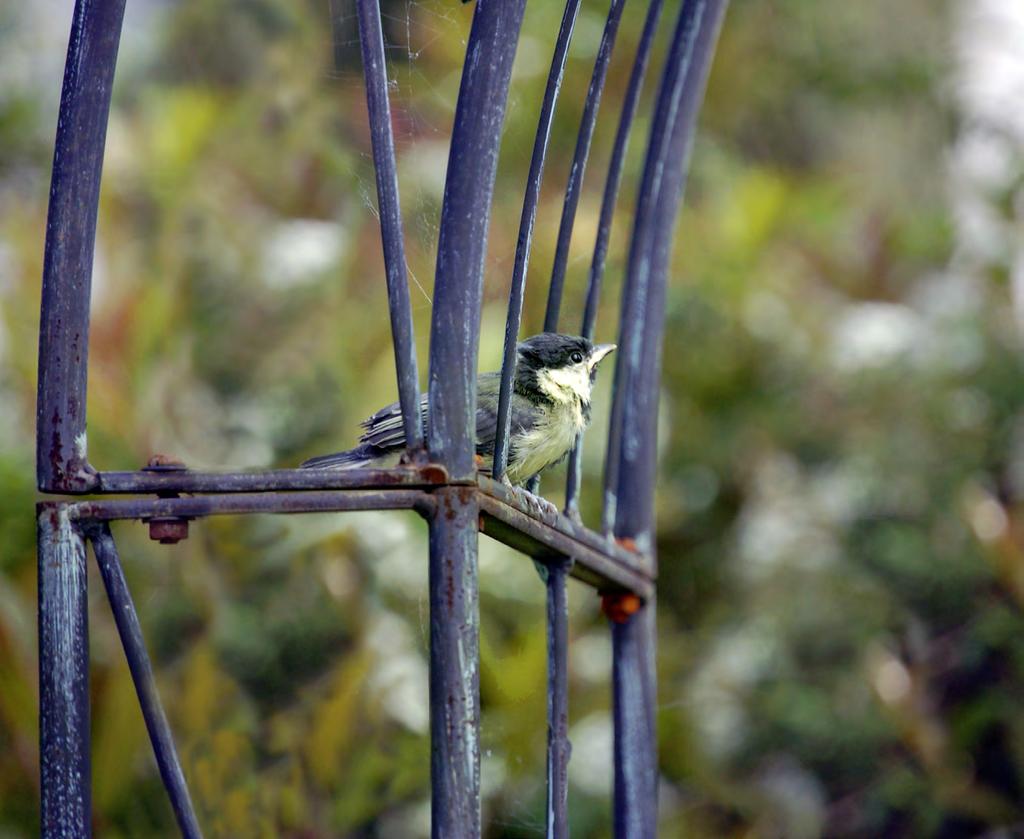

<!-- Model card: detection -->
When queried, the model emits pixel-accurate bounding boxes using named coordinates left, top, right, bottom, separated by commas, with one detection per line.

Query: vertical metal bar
left=492, top=0, right=583, bottom=483
left=612, top=0, right=728, bottom=547
left=428, top=0, right=528, bottom=481
left=354, top=0, right=424, bottom=452
left=427, top=0, right=526, bottom=833
left=607, top=3, right=727, bottom=835
left=37, top=505, right=90, bottom=838
left=545, top=562, right=571, bottom=839
left=37, top=0, right=126, bottom=493
left=611, top=600, right=657, bottom=839
left=615, top=1, right=727, bottom=548
left=87, top=525, right=203, bottom=839
left=428, top=489, right=481, bottom=839
left=602, top=0, right=710, bottom=539
left=542, top=0, right=629, bottom=334
left=564, top=0, right=665, bottom=519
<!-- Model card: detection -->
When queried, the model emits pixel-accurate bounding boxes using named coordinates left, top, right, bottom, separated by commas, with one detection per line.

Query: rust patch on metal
left=144, top=454, right=186, bottom=470
left=601, top=592, right=642, bottom=624
left=419, top=463, right=449, bottom=484
left=148, top=517, right=189, bottom=545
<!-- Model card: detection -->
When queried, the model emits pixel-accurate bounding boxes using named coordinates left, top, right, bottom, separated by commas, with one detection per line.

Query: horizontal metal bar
left=50, top=479, right=651, bottom=594
left=63, top=491, right=434, bottom=522
left=87, top=524, right=203, bottom=839
left=94, top=466, right=452, bottom=494
left=476, top=477, right=653, bottom=597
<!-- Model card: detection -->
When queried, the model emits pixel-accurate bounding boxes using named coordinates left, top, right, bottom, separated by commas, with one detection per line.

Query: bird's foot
left=524, top=489, right=559, bottom=519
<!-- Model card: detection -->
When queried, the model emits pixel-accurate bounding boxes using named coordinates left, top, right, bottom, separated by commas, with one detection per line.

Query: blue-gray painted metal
left=37, top=0, right=126, bottom=494
left=611, top=601, right=658, bottom=839
left=428, top=0, right=528, bottom=481
left=87, top=525, right=203, bottom=839
left=492, top=0, right=582, bottom=482
left=354, top=0, right=423, bottom=452
left=603, top=0, right=721, bottom=544
left=611, top=0, right=727, bottom=548
left=545, top=562, right=572, bottom=839
left=565, top=0, right=665, bottom=519
left=607, top=2, right=728, bottom=835
left=426, top=0, right=527, bottom=833
left=428, top=489, right=482, bottom=838
left=38, top=506, right=90, bottom=838
left=543, top=0, right=629, bottom=334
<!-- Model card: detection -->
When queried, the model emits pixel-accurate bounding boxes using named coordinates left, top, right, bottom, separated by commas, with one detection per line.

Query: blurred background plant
left=2, top=0, right=1024, bottom=836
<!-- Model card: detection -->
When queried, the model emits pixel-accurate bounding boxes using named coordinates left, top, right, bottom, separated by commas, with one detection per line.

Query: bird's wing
left=474, top=373, right=538, bottom=457
left=358, top=395, right=428, bottom=451
left=357, top=373, right=534, bottom=456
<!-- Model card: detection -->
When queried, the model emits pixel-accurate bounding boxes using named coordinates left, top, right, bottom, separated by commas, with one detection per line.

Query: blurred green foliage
left=3, top=0, right=1024, bottom=836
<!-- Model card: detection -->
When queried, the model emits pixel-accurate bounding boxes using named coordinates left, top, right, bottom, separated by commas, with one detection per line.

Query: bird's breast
left=506, top=399, right=587, bottom=485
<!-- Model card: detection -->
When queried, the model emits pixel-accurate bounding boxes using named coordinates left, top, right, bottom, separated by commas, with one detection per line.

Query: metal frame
left=35, top=0, right=727, bottom=835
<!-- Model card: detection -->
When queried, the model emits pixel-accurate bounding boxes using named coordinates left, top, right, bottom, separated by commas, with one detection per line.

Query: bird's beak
left=588, top=343, right=616, bottom=371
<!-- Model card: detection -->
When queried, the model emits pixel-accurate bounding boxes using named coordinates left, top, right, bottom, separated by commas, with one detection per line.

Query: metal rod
left=70, top=490, right=432, bottom=522
left=86, top=524, right=203, bottom=839
left=427, top=0, right=528, bottom=482
left=542, top=0, right=629, bottom=334
left=72, top=481, right=651, bottom=597
left=428, top=488, right=481, bottom=838
left=37, top=505, right=91, bottom=838
left=602, top=0, right=710, bottom=539
left=477, top=475, right=652, bottom=597
left=354, top=0, right=423, bottom=452
left=611, top=600, right=658, bottom=839
left=492, top=0, right=583, bottom=482
left=614, top=0, right=728, bottom=554
left=37, top=0, right=126, bottom=493
left=564, top=0, right=665, bottom=520
left=97, top=465, right=450, bottom=494
left=545, top=562, right=571, bottom=839
left=607, top=4, right=727, bottom=833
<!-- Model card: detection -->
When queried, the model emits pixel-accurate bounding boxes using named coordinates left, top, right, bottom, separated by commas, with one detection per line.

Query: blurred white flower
left=261, top=219, right=347, bottom=290
left=830, top=302, right=928, bottom=371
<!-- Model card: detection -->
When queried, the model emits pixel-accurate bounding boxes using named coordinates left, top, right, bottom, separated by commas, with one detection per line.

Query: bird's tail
left=300, top=445, right=377, bottom=470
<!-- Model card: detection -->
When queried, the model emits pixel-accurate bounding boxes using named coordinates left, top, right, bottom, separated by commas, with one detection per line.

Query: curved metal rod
left=615, top=2, right=727, bottom=549
left=492, top=0, right=583, bottom=482
left=542, top=0, right=629, bottom=334
left=86, top=524, right=203, bottom=839
left=564, top=0, right=666, bottom=519
left=37, top=0, right=127, bottom=493
left=355, top=0, right=423, bottom=451
left=425, top=1, right=528, bottom=834
left=602, top=0, right=726, bottom=542
left=427, top=0, right=529, bottom=481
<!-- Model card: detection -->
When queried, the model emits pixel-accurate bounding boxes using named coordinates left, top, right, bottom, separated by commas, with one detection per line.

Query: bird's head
left=515, top=333, right=616, bottom=407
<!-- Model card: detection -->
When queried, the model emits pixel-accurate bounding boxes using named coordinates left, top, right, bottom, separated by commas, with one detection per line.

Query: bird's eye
left=571, top=351, right=584, bottom=364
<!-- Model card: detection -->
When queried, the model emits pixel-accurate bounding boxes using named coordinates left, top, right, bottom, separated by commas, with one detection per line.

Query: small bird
left=301, top=333, right=616, bottom=486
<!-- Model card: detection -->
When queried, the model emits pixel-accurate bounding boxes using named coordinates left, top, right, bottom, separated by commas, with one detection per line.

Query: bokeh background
left=3, top=0, right=1024, bottom=836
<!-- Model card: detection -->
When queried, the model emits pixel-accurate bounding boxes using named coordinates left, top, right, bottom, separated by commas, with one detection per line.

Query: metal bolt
left=148, top=517, right=189, bottom=545
left=143, top=455, right=189, bottom=543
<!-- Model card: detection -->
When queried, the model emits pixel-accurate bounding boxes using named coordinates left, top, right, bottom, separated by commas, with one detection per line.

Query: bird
left=300, top=333, right=616, bottom=486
